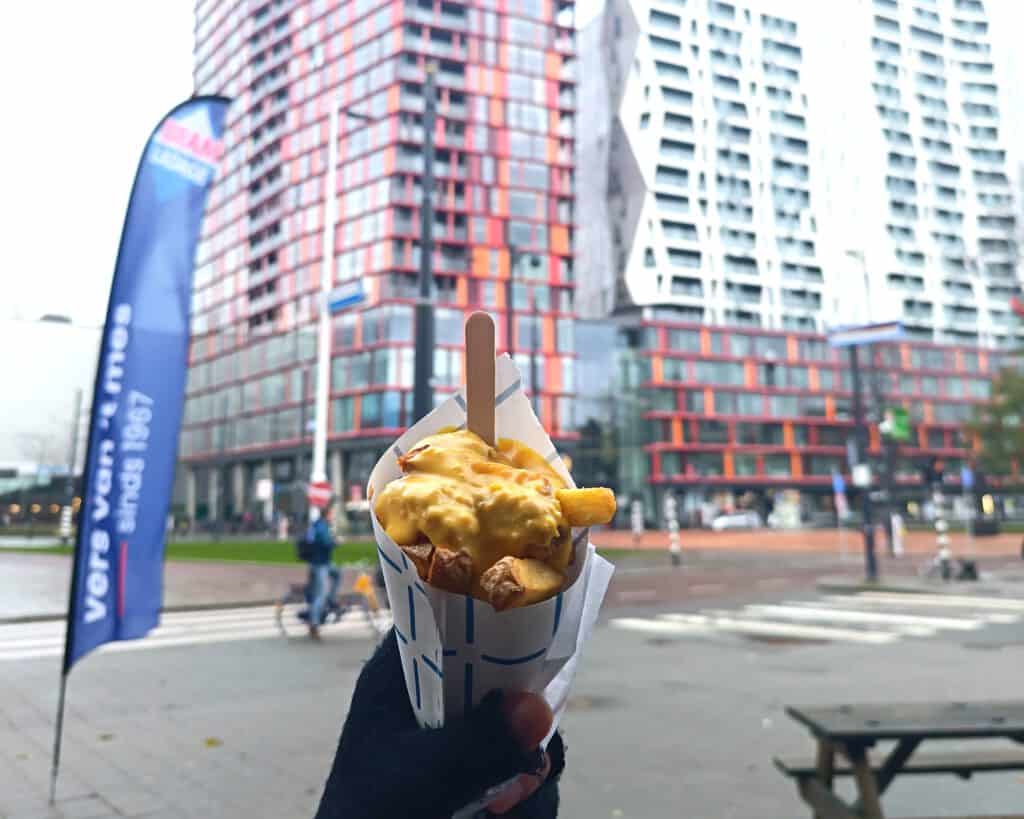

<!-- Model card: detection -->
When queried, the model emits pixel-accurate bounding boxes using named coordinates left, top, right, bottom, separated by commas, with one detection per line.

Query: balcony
left=247, top=204, right=282, bottom=234
left=249, top=174, right=287, bottom=207
left=247, top=287, right=283, bottom=315
left=247, top=261, right=279, bottom=288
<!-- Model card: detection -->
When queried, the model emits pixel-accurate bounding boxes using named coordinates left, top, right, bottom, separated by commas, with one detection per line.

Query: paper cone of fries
left=368, top=354, right=614, bottom=733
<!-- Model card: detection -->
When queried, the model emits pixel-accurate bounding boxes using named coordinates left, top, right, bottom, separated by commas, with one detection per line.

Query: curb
left=817, top=576, right=1024, bottom=598
left=0, top=598, right=279, bottom=626
left=816, top=579, right=935, bottom=595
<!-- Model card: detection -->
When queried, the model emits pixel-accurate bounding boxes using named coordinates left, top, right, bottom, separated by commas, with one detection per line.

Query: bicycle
left=275, top=563, right=390, bottom=639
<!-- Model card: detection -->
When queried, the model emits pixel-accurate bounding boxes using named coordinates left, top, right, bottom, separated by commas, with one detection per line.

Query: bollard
left=665, top=494, right=681, bottom=568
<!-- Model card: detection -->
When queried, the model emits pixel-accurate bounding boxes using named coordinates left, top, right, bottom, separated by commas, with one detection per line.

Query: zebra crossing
left=0, top=605, right=392, bottom=663
left=611, top=591, right=1024, bottom=646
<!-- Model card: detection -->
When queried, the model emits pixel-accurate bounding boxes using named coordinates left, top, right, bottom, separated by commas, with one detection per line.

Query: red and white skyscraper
left=185, top=0, right=578, bottom=522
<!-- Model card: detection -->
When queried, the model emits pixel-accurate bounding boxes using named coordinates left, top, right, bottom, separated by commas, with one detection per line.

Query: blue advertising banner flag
left=63, top=96, right=230, bottom=671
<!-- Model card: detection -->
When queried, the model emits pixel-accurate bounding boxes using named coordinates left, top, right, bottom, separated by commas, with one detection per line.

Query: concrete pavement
left=4, top=603, right=1024, bottom=819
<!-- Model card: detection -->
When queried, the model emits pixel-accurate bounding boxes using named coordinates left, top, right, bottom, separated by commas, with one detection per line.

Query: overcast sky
left=0, top=1, right=1021, bottom=463
left=0, top=3, right=193, bottom=462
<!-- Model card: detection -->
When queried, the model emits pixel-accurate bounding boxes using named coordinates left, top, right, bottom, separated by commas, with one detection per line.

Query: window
left=737, top=392, right=763, bottom=415
left=688, top=452, right=724, bottom=476
left=736, top=422, right=783, bottom=445
left=332, top=397, right=355, bottom=432
left=714, top=391, right=737, bottom=415
left=660, top=452, right=683, bottom=476
left=768, top=395, right=798, bottom=417
left=763, top=454, right=791, bottom=476
left=684, top=390, right=704, bottom=413
left=667, top=329, right=701, bottom=352
left=730, top=334, right=753, bottom=356
left=734, top=454, right=757, bottom=476
left=663, top=357, right=688, bottom=382
left=651, top=388, right=677, bottom=411
left=818, top=426, right=845, bottom=447
left=695, top=360, right=745, bottom=385
left=698, top=420, right=730, bottom=443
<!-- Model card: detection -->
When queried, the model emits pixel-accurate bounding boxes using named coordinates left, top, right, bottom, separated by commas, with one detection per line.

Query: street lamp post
left=507, top=242, right=542, bottom=415
left=849, top=344, right=879, bottom=582
left=310, top=99, right=371, bottom=518
left=413, top=63, right=438, bottom=423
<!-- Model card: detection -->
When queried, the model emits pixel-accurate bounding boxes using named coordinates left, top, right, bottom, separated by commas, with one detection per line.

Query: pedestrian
left=314, top=630, right=564, bottom=818
left=306, top=505, right=341, bottom=640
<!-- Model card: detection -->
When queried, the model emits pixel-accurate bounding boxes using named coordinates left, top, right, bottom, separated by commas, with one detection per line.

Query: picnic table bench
left=777, top=701, right=1024, bottom=819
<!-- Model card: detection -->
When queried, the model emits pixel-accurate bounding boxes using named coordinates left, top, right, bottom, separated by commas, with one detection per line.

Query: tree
left=966, top=368, right=1024, bottom=477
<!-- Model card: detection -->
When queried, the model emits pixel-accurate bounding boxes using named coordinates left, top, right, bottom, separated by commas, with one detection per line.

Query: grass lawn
left=1, top=538, right=643, bottom=567
left=0, top=539, right=379, bottom=566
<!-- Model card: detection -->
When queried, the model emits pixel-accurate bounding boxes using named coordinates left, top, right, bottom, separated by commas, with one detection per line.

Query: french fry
left=480, top=556, right=565, bottom=611
left=427, top=546, right=474, bottom=595
left=557, top=487, right=616, bottom=528
left=400, top=544, right=433, bottom=578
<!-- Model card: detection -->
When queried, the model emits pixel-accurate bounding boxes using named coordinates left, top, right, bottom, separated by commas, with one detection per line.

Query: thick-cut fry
left=400, top=544, right=434, bottom=577
left=427, top=546, right=474, bottom=595
left=556, top=487, right=616, bottom=528
left=480, top=556, right=565, bottom=611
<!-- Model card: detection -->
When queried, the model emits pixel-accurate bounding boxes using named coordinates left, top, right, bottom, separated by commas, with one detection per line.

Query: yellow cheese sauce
left=374, top=430, right=570, bottom=576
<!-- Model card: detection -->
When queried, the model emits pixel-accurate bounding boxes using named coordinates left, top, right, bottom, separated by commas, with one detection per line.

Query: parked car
left=710, top=510, right=763, bottom=531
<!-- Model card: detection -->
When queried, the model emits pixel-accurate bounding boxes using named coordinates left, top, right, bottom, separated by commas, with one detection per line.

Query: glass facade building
left=185, top=0, right=577, bottom=521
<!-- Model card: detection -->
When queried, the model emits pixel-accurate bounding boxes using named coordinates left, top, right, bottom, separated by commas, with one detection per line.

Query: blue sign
left=961, top=466, right=974, bottom=490
left=828, top=321, right=905, bottom=348
left=64, top=97, right=230, bottom=671
left=832, top=472, right=847, bottom=496
left=327, top=280, right=366, bottom=314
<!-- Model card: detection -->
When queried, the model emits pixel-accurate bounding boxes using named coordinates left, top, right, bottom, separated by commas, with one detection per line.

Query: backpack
left=295, top=532, right=315, bottom=562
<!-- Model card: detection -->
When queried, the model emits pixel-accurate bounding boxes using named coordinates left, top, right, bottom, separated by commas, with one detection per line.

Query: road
left=3, top=565, right=1024, bottom=819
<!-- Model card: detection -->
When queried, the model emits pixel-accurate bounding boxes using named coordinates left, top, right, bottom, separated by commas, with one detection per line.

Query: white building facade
left=578, top=0, right=1023, bottom=345
left=578, top=0, right=830, bottom=331
left=806, top=0, right=1022, bottom=346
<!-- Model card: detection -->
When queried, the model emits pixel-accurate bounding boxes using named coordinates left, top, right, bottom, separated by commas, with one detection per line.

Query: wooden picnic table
left=777, top=701, right=1024, bottom=819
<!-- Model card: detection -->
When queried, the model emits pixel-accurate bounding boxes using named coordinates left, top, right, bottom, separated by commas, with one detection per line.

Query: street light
left=309, top=99, right=374, bottom=519
left=507, top=241, right=543, bottom=417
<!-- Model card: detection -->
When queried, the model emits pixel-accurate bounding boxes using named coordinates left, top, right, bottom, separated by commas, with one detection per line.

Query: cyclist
left=306, top=504, right=340, bottom=640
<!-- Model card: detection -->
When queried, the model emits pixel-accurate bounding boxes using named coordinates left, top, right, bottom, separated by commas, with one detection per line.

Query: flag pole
left=49, top=672, right=70, bottom=804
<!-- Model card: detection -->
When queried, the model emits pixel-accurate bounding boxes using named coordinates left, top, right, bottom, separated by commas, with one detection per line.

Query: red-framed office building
left=575, top=316, right=1021, bottom=526
left=183, top=0, right=578, bottom=521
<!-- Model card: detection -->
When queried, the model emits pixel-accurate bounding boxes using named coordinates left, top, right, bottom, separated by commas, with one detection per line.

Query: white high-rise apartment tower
left=806, top=0, right=1022, bottom=347
left=578, top=0, right=1023, bottom=346
left=578, top=0, right=829, bottom=331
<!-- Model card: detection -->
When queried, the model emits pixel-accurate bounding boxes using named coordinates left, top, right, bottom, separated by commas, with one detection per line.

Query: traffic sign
left=307, top=480, right=332, bottom=507
left=881, top=407, right=910, bottom=441
left=961, top=465, right=974, bottom=490
left=255, top=478, right=274, bottom=501
left=326, top=280, right=366, bottom=314
left=828, top=321, right=904, bottom=348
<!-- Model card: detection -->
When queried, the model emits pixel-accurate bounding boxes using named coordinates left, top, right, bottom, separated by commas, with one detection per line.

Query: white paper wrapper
left=368, top=355, right=614, bottom=738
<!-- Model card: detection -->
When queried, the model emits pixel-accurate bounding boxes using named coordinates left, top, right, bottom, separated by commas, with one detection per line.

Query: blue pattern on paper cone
left=495, top=380, right=521, bottom=407
left=394, top=625, right=408, bottom=644
left=413, top=658, right=421, bottom=709
left=377, top=546, right=404, bottom=574
left=443, top=647, right=457, bottom=657
left=422, top=654, right=444, bottom=679
left=407, top=585, right=417, bottom=641
left=481, top=647, right=548, bottom=666
left=414, top=581, right=428, bottom=598
left=465, top=596, right=475, bottom=644
left=553, top=592, right=563, bottom=636
left=454, top=393, right=467, bottom=411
